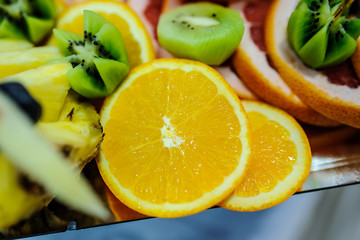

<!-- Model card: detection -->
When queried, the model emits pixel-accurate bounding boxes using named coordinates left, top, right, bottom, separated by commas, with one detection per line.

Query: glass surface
left=1, top=125, right=360, bottom=239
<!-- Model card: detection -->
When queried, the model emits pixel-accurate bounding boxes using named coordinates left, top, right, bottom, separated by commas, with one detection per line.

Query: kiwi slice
left=287, top=0, right=360, bottom=69
left=157, top=2, right=244, bottom=66
left=0, top=0, right=57, bottom=44
left=53, top=10, right=129, bottom=98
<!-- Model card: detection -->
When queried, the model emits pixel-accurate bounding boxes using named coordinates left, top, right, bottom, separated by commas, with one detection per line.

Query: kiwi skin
left=157, top=2, right=244, bottom=66
left=287, top=0, right=360, bottom=69
left=54, top=11, right=130, bottom=99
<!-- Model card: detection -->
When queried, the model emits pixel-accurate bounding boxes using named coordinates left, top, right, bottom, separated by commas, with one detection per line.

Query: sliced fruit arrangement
left=53, top=0, right=155, bottom=69
left=0, top=83, right=106, bottom=229
left=230, top=0, right=339, bottom=127
left=3, top=0, right=360, bottom=232
left=97, top=58, right=252, bottom=217
left=0, top=0, right=57, bottom=44
left=53, top=10, right=130, bottom=98
left=266, top=0, right=360, bottom=128
left=220, top=100, right=311, bottom=211
left=0, top=46, right=62, bottom=78
left=157, top=2, right=244, bottom=66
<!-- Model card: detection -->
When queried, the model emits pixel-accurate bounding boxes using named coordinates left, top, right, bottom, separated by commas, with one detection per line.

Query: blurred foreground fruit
left=0, top=90, right=103, bottom=229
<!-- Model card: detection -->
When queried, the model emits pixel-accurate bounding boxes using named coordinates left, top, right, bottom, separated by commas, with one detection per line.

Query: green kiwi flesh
left=157, top=2, right=244, bottom=66
left=288, top=0, right=360, bottom=69
left=54, top=10, right=130, bottom=98
left=0, top=0, right=57, bottom=44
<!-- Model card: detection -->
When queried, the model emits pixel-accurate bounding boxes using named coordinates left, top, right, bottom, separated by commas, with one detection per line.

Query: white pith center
left=161, top=116, right=184, bottom=148
left=178, top=15, right=219, bottom=28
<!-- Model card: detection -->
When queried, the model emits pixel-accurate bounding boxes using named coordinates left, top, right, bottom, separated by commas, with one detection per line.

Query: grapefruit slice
left=265, top=0, right=360, bottom=128
left=127, top=0, right=163, bottom=54
left=230, top=0, right=339, bottom=127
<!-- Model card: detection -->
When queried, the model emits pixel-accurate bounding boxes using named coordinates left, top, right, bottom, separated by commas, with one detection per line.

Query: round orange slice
left=265, top=0, right=360, bottom=128
left=220, top=100, right=312, bottom=211
left=97, top=58, right=252, bottom=218
left=52, top=0, right=155, bottom=69
left=230, top=0, right=339, bottom=127
left=159, top=0, right=259, bottom=100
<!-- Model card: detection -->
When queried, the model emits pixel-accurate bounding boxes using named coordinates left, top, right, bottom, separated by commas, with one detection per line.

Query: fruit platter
left=0, top=0, right=359, bottom=238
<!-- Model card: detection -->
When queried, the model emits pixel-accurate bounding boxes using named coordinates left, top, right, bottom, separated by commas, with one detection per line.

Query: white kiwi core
left=178, top=15, right=220, bottom=28
left=73, top=43, right=98, bottom=65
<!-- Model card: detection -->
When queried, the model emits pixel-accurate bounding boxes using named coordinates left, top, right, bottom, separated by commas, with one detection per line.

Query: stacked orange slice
left=220, top=100, right=312, bottom=211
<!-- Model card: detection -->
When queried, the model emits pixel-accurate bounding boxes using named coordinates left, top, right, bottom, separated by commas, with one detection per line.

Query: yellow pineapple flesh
left=1, top=63, right=72, bottom=122
left=0, top=46, right=62, bottom=78
left=0, top=91, right=104, bottom=230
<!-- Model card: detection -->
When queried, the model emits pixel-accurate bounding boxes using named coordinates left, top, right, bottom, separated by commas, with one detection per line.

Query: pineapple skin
left=0, top=90, right=103, bottom=230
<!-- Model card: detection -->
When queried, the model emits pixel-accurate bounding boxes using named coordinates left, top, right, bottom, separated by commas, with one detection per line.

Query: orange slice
left=97, top=58, right=252, bottom=218
left=52, top=0, right=155, bottom=68
left=265, top=0, right=360, bottom=128
left=105, top=187, right=147, bottom=222
left=158, top=0, right=258, bottom=100
left=230, top=0, right=338, bottom=127
left=220, top=100, right=312, bottom=211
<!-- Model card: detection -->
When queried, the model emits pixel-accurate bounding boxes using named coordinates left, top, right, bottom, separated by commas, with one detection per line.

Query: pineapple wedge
left=0, top=46, right=62, bottom=78
left=0, top=39, right=33, bottom=53
left=0, top=90, right=104, bottom=230
left=1, top=63, right=72, bottom=122
left=37, top=90, right=103, bottom=168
